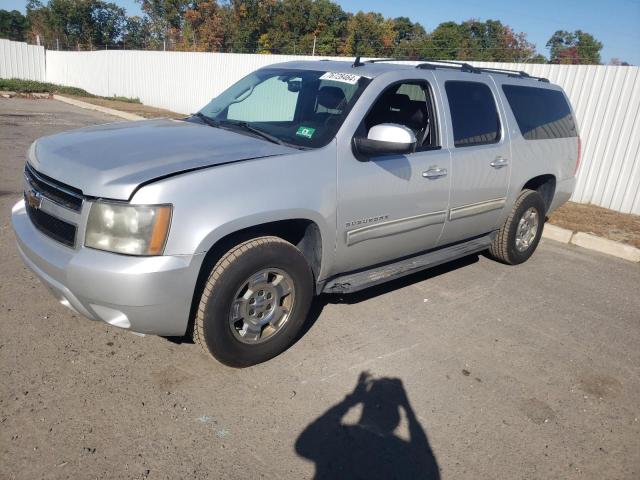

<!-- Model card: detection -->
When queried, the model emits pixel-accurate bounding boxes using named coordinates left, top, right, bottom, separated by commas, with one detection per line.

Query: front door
left=334, top=79, right=451, bottom=273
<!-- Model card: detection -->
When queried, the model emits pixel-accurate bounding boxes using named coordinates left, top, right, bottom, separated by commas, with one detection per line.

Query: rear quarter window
left=502, top=85, right=577, bottom=140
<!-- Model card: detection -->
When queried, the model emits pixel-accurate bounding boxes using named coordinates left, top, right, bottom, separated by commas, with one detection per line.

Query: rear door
left=434, top=73, right=512, bottom=245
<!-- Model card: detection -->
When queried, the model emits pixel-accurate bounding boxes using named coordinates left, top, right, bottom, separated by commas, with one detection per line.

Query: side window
left=363, top=81, right=437, bottom=148
left=228, top=76, right=299, bottom=122
left=502, top=85, right=577, bottom=140
left=396, top=83, right=427, bottom=102
left=445, top=81, right=500, bottom=147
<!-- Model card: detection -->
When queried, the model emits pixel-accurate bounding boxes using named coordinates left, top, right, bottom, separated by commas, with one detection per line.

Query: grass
left=0, top=78, right=141, bottom=103
left=548, top=201, right=640, bottom=249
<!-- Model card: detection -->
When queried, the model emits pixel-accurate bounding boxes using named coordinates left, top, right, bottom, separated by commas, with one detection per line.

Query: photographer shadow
left=295, top=372, right=440, bottom=480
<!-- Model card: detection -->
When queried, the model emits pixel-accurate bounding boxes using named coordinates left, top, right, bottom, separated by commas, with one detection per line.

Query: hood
left=29, top=118, right=295, bottom=200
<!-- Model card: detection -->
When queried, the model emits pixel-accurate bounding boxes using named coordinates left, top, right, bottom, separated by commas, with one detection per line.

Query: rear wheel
left=193, top=236, right=313, bottom=367
left=488, top=189, right=545, bottom=265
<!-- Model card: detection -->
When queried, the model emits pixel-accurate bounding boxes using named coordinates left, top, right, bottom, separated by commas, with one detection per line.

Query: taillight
left=575, top=137, right=582, bottom=175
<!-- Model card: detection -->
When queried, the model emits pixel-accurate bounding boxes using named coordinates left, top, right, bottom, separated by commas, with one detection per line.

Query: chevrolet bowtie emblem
left=26, top=189, right=43, bottom=210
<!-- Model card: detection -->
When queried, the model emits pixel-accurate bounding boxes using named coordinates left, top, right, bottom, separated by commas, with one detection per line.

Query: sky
left=2, top=0, right=639, bottom=64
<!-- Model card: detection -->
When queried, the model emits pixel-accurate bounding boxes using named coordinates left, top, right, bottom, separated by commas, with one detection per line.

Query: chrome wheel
left=515, top=207, right=539, bottom=252
left=228, top=268, right=295, bottom=344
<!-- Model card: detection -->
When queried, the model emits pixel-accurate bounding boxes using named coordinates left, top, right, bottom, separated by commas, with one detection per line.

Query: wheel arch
left=186, top=217, right=325, bottom=337
left=521, top=174, right=556, bottom=214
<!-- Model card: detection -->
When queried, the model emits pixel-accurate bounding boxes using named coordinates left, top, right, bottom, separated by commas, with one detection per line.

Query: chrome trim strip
left=448, top=197, right=506, bottom=220
left=346, top=210, right=447, bottom=246
left=39, top=196, right=80, bottom=224
left=24, top=174, right=83, bottom=216
left=25, top=165, right=84, bottom=202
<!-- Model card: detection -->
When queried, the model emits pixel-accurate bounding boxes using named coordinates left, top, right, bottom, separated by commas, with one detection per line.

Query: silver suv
left=12, top=59, right=579, bottom=366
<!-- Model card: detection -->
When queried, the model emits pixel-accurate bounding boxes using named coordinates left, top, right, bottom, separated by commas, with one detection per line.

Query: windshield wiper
left=192, top=112, right=220, bottom=128
left=220, top=120, right=286, bottom=146
left=192, top=114, right=288, bottom=147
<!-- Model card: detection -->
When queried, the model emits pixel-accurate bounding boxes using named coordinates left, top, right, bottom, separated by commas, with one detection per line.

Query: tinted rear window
left=502, top=85, right=577, bottom=140
left=445, top=81, right=501, bottom=147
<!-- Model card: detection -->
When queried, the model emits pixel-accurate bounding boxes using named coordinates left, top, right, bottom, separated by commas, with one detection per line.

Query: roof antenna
left=352, top=55, right=364, bottom=67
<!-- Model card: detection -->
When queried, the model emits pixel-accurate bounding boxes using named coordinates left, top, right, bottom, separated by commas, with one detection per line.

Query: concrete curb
left=542, top=224, right=640, bottom=263
left=53, top=95, right=145, bottom=121
left=542, top=224, right=573, bottom=243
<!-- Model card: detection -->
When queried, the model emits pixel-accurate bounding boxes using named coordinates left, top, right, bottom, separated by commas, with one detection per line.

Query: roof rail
left=415, top=59, right=480, bottom=74
left=364, top=58, right=549, bottom=82
left=468, top=64, right=550, bottom=82
left=365, top=58, right=480, bottom=74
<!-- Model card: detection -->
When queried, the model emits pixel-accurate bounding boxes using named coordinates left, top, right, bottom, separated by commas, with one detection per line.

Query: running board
left=322, top=233, right=496, bottom=294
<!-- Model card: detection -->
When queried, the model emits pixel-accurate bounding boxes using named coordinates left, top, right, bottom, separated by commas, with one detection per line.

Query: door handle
left=490, top=156, right=509, bottom=168
left=422, top=167, right=448, bottom=179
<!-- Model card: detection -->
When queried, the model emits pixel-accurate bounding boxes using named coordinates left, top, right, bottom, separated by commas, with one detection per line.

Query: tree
left=419, top=20, right=537, bottom=62
left=91, top=0, right=127, bottom=46
left=609, top=58, right=631, bottom=66
left=419, top=21, right=464, bottom=59
left=297, top=0, right=348, bottom=55
left=546, top=30, right=603, bottom=64
left=123, top=15, right=151, bottom=49
left=528, top=53, right=548, bottom=64
left=343, top=11, right=396, bottom=56
left=181, top=0, right=225, bottom=51
left=26, top=0, right=126, bottom=49
left=262, top=0, right=348, bottom=55
left=222, top=0, right=278, bottom=53
left=138, top=0, right=191, bottom=46
left=0, top=9, right=29, bottom=41
left=390, top=16, right=426, bottom=57
left=392, top=16, right=425, bottom=43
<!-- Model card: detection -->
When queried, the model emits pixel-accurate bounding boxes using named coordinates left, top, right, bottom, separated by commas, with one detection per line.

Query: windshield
left=197, top=68, right=371, bottom=148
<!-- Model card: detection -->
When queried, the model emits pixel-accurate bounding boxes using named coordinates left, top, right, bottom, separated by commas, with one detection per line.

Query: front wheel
left=488, top=189, right=546, bottom=265
left=193, top=236, right=313, bottom=367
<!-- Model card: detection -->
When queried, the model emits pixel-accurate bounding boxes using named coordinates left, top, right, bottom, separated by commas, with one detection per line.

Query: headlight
left=85, top=202, right=172, bottom=256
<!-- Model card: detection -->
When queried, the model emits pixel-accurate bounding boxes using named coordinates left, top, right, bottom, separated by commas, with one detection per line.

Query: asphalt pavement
left=1, top=97, right=639, bottom=479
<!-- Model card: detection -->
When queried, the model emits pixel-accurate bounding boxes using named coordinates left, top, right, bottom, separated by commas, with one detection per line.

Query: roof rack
left=361, top=58, right=549, bottom=82
left=474, top=65, right=550, bottom=82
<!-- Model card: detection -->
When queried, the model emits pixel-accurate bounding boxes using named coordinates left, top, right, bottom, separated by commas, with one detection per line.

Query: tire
left=488, top=189, right=546, bottom=265
left=193, top=236, right=313, bottom=367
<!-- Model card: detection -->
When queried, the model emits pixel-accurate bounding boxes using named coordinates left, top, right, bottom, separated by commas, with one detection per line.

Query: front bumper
left=11, top=200, right=204, bottom=336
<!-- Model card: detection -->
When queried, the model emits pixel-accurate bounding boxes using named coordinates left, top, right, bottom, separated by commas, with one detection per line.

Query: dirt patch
left=519, top=398, right=557, bottom=425
left=150, top=365, right=194, bottom=389
left=69, top=96, right=185, bottom=119
left=577, top=373, right=622, bottom=398
left=548, top=202, right=640, bottom=249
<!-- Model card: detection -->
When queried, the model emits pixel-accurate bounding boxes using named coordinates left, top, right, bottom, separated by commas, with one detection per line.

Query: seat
left=312, top=86, right=347, bottom=128
left=366, top=93, right=429, bottom=142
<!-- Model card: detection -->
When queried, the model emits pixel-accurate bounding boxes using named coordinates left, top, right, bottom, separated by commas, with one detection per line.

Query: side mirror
left=353, top=123, right=417, bottom=158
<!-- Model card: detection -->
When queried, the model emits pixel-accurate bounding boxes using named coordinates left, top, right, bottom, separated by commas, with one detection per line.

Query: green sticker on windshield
left=296, top=126, right=316, bottom=139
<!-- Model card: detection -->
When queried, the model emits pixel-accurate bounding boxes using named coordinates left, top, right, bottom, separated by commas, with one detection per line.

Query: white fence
left=1, top=42, right=638, bottom=214
left=45, top=50, right=350, bottom=115
left=0, top=39, right=45, bottom=81
left=470, top=62, right=640, bottom=216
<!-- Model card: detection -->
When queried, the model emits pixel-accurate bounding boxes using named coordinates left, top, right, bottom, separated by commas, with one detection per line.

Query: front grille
left=24, top=164, right=83, bottom=211
left=23, top=164, right=83, bottom=248
left=26, top=199, right=77, bottom=247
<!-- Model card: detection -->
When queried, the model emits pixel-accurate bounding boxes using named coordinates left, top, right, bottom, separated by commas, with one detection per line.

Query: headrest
left=317, top=86, right=346, bottom=110
left=387, top=93, right=411, bottom=110
left=406, top=101, right=427, bottom=125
